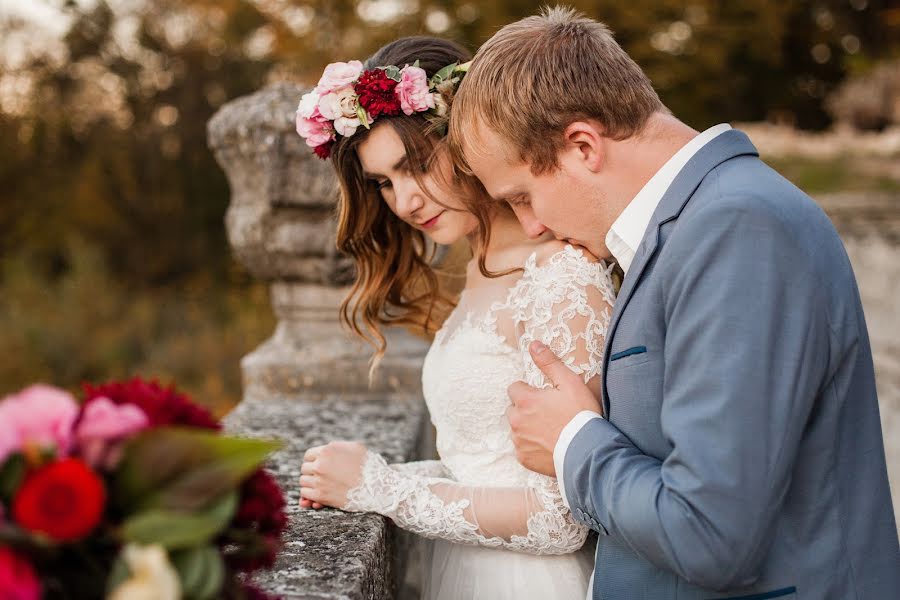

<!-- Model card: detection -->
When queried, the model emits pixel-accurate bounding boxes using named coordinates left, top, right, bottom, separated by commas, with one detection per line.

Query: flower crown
left=295, top=59, right=470, bottom=159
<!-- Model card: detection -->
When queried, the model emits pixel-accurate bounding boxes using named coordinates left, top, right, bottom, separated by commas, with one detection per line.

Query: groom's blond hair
left=449, top=6, right=663, bottom=174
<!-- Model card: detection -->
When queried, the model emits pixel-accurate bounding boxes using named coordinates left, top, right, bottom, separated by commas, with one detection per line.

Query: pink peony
left=0, top=385, right=79, bottom=464
left=296, top=115, right=335, bottom=148
left=396, top=66, right=435, bottom=116
left=75, top=397, right=149, bottom=468
left=0, top=547, right=41, bottom=600
left=315, top=60, right=364, bottom=95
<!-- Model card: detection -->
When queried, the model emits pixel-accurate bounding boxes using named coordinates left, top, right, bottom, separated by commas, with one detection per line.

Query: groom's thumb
left=529, top=341, right=577, bottom=390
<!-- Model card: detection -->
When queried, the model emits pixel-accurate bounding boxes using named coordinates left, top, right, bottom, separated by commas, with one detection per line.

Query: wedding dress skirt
left=422, top=537, right=596, bottom=599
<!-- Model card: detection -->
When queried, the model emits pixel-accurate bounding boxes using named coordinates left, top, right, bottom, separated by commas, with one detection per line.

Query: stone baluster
left=207, top=82, right=430, bottom=402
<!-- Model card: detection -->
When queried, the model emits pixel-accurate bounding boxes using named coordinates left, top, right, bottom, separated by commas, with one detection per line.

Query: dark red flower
left=82, top=378, right=220, bottom=431
left=237, top=581, right=281, bottom=600
left=354, top=69, right=401, bottom=118
left=234, top=469, right=287, bottom=535
left=313, top=141, right=333, bottom=160
left=226, top=469, right=287, bottom=574
left=12, top=458, right=106, bottom=542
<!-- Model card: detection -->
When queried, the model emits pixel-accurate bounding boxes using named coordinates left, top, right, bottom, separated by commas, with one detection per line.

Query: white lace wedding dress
left=344, top=244, right=617, bottom=599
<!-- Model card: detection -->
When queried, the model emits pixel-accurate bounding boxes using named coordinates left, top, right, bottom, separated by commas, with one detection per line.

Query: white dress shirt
left=552, top=123, right=732, bottom=598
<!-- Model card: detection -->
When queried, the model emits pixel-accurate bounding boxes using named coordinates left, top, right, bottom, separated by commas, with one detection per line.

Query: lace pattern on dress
left=344, top=245, right=615, bottom=556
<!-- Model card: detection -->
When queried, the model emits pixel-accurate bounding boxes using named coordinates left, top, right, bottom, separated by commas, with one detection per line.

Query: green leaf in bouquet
left=0, top=453, right=25, bottom=500
left=171, top=544, right=225, bottom=600
left=120, top=491, right=238, bottom=549
left=114, top=426, right=281, bottom=512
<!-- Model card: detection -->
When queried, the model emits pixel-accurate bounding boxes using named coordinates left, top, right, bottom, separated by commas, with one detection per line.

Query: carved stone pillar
left=208, top=83, right=430, bottom=401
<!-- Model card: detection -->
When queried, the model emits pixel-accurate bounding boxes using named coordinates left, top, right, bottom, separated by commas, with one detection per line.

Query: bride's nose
left=393, top=179, right=426, bottom=219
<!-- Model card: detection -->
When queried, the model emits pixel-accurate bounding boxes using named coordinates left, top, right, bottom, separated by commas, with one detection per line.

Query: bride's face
left=357, top=123, right=478, bottom=246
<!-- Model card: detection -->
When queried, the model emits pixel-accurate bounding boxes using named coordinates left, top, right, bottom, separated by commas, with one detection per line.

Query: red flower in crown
left=313, top=140, right=334, bottom=160
left=12, top=458, right=106, bottom=542
left=354, top=69, right=401, bottom=118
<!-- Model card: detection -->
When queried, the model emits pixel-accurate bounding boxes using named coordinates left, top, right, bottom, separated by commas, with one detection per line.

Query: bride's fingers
left=304, top=446, right=324, bottom=461
left=299, top=475, right=317, bottom=488
left=300, top=487, right=321, bottom=503
left=300, top=461, right=317, bottom=475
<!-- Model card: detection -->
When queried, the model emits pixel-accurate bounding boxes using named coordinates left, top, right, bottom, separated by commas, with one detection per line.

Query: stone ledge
left=224, top=394, right=428, bottom=599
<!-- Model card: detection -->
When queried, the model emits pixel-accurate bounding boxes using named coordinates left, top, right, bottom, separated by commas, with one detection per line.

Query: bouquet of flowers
left=0, top=379, right=287, bottom=600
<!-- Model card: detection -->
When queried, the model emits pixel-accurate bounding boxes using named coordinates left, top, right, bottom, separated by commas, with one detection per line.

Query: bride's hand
left=299, top=441, right=368, bottom=510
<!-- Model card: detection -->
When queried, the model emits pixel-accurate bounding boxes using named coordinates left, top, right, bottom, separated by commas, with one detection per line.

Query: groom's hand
left=507, top=341, right=603, bottom=477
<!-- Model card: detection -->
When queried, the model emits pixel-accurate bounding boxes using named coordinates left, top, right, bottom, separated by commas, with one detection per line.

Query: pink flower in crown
left=0, top=385, right=79, bottom=464
left=315, top=60, right=364, bottom=95
left=396, top=65, right=435, bottom=116
left=296, top=90, right=336, bottom=148
left=296, top=116, right=335, bottom=148
left=75, top=396, right=149, bottom=469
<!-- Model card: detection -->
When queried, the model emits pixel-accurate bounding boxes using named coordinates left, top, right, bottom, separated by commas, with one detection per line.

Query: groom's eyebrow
left=491, top=187, right=525, bottom=203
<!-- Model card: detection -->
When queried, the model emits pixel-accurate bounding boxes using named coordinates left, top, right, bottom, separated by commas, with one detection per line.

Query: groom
left=449, top=6, right=899, bottom=600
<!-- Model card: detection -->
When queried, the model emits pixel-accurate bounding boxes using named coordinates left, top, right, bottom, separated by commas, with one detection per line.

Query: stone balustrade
left=208, top=82, right=433, bottom=599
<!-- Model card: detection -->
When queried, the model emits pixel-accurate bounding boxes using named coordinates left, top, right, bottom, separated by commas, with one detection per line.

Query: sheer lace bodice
left=344, top=244, right=616, bottom=556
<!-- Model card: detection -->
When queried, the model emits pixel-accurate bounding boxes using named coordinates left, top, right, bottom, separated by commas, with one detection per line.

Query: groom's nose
left=513, top=205, right=549, bottom=238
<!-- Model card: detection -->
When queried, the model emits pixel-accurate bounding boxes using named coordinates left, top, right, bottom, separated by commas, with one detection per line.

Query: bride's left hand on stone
left=299, top=441, right=368, bottom=510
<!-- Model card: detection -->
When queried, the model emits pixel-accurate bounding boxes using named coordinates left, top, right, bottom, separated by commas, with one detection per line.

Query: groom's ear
left=563, top=121, right=605, bottom=173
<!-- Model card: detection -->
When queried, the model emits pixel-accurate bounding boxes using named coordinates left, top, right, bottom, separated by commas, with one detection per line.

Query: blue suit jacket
left=562, top=130, right=900, bottom=599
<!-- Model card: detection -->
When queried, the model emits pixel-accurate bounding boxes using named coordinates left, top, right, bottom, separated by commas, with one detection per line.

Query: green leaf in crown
left=382, top=65, right=402, bottom=82
left=430, top=62, right=459, bottom=88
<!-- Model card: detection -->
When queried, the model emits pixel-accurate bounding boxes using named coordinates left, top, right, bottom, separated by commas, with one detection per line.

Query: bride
left=295, top=36, right=617, bottom=599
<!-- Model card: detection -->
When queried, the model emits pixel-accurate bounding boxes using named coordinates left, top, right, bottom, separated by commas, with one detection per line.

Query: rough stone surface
left=224, top=394, right=429, bottom=599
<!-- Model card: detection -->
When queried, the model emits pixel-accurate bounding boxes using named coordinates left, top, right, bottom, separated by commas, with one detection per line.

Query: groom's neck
left=604, top=113, right=698, bottom=220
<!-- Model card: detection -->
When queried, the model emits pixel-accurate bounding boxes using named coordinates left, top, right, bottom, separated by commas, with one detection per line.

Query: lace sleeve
left=389, top=460, right=450, bottom=478
left=510, top=244, right=616, bottom=389
left=345, top=451, right=588, bottom=555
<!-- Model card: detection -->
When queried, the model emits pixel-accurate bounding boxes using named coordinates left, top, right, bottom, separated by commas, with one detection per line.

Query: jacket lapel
left=601, top=129, right=759, bottom=417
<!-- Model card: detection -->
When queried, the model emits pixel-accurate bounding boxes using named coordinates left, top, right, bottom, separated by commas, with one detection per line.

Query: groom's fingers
left=529, top=341, right=580, bottom=390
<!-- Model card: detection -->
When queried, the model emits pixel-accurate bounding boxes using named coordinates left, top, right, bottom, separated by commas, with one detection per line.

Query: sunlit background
left=1, top=0, right=898, bottom=421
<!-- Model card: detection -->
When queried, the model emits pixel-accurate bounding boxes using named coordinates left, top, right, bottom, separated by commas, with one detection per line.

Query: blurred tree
left=0, top=0, right=897, bottom=405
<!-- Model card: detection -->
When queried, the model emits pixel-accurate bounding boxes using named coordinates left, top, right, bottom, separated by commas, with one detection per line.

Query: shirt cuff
left=554, top=410, right=603, bottom=509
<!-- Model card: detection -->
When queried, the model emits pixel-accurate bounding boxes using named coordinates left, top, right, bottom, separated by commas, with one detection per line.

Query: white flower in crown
left=318, top=87, right=363, bottom=137
left=296, top=90, right=319, bottom=119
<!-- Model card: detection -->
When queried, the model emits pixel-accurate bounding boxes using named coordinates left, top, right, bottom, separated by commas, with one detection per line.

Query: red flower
left=237, top=581, right=281, bottom=600
left=313, top=141, right=333, bottom=160
left=226, top=469, right=287, bottom=574
left=82, top=378, right=220, bottom=431
left=12, top=458, right=106, bottom=542
left=0, top=547, right=41, bottom=600
left=354, top=69, right=401, bottom=118
left=234, top=469, right=287, bottom=535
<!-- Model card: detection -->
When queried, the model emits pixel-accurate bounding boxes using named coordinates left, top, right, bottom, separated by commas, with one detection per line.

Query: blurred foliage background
left=1, top=0, right=898, bottom=415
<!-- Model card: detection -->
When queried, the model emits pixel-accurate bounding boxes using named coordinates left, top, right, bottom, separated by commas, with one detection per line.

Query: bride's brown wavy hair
left=331, top=37, right=488, bottom=370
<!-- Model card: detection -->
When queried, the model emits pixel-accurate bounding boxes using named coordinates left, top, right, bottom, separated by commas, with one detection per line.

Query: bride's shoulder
left=526, top=240, right=607, bottom=271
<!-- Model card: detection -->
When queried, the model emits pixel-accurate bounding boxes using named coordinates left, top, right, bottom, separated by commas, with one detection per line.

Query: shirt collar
left=605, top=123, right=732, bottom=274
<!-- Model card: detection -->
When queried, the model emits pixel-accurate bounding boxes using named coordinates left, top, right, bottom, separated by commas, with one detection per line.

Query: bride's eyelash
left=375, top=179, right=392, bottom=190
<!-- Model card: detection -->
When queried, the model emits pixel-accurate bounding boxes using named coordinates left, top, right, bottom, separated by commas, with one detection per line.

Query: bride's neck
left=467, top=209, right=531, bottom=254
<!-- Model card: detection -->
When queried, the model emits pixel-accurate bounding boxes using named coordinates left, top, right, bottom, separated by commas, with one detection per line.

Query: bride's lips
left=420, top=212, right=444, bottom=229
